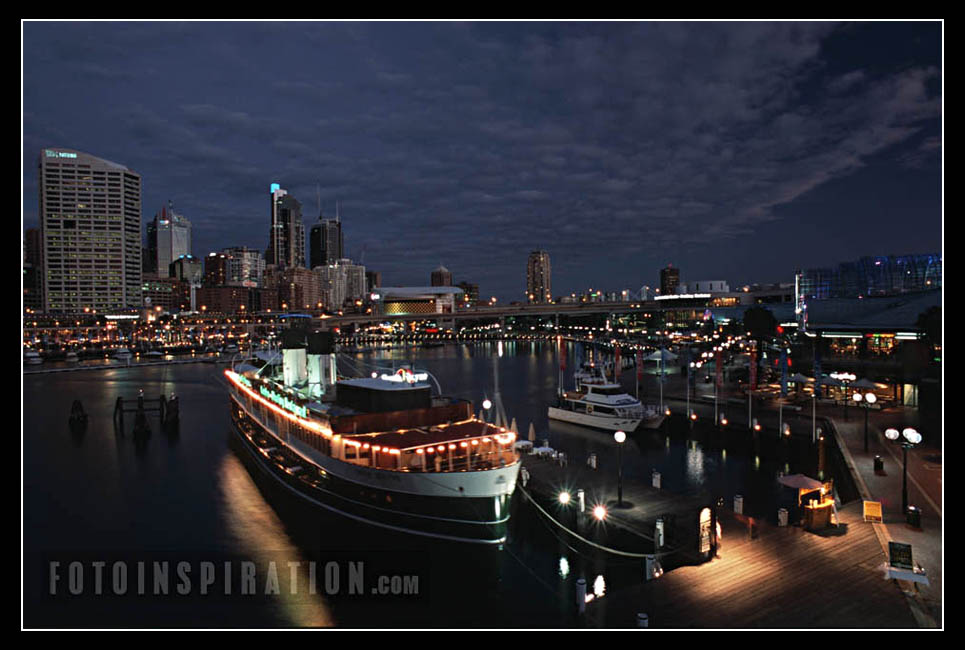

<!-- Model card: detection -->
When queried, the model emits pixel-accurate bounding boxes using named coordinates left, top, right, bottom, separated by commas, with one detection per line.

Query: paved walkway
left=640, top=373, right=942, bottom=628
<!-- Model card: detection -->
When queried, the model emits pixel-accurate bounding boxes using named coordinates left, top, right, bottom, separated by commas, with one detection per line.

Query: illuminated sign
left=270, top=182, right=281, bottom=193
left=380, top=369, right=429, bottom=384
left=863, top=500, right=883, bottom=523
left=45, top=150, right=77, bottom=159
left=654, top=293, right=711, bottom=301
left=259, top=386, right=308, bottom=418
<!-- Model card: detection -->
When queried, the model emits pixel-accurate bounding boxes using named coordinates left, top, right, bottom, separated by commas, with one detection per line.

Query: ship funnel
left=281, top=329, right=308, bottom=388
left=307, top=331, right=336, bottom=399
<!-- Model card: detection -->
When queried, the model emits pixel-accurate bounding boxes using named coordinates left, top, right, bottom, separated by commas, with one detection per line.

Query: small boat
left=24, top=350, right=43, bottom=365
left=114, top=347, right=133, bottom=359
left=65, top=351, right=80, bottom=364
left=549, top=365, right=664, bottom=431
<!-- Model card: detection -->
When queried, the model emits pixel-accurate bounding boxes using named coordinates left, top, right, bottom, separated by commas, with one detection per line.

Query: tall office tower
left=309, top=212, right=343, bottom=269
left=147, top=201, right=192, bottom=276
left=266, top=183, right=305, bottom=268
left=38, top=148, right=142, bottom=313
left=223, top=246, right=265, bottom=287
left=660, top=264, right=680, bottom=296
left=526, top=250, right=551, bottom=303
left=431, top=265, right=453, bottom=287
left=365, top=270, right=381, bottom=291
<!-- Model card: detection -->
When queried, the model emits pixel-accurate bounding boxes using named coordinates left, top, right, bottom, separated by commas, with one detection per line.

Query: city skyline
left=23, top=21, right=942, bottom=300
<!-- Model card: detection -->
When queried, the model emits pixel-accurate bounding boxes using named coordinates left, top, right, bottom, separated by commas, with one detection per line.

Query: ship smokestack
left=306, top=331, right=336, bottom=399
left=281, top=329, right=308, bottom=388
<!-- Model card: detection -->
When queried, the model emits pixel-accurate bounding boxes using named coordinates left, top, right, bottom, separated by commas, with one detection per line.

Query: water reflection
left=219, top=454, right=334, bottom=627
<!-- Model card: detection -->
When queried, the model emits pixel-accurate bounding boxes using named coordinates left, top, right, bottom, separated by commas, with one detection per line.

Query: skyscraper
left=526, top=251, right=551, bottom=303
left=309, top=212, right=343, bottom=269
left=147, top=201, right=192, bottom=277
left=660, top=264, right=680, bottom=296
left=266, top=184, right=305, bottom=268
left=38, top=148, right=142, bottom=313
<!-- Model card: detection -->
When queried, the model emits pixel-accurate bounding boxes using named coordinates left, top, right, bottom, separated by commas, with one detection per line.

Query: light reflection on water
left=218, top=454, right=334, bottom=627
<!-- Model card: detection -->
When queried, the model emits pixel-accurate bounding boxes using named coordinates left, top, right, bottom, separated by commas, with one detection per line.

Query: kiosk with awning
left=777, top=474, right=835, bottom=530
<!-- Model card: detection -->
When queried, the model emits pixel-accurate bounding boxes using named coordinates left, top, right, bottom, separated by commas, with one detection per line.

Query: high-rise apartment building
left=203, top=252, right=230, bottom=288
left=223, top=246, right=265, bottom=287
left=38, top=148, right=142, bottom=313
left=526, top=250, right=551, bottom=303
left=266, top=184, right=305, bottom=268
left=315, top=258, right=367, bottom=311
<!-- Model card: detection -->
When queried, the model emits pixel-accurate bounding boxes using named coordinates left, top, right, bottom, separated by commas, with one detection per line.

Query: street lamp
left=614, top=430, right=626, bottom=507
left=853, top=392, right=877, bottom=452
left=884, top=427, right=922, bottom=514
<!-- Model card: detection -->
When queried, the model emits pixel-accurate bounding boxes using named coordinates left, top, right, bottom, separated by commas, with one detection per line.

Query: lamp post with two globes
left=853, top=391, right=877, bottom=453
left=884, top=427, right=922, bottom=514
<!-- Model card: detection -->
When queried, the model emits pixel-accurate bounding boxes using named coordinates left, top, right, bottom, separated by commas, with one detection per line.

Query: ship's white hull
left=230, top=392, right=518, bottom=544
left=547, top=406, right=643, bottom=432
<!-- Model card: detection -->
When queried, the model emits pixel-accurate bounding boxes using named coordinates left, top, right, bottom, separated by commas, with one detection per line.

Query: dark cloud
left=23, top=21, right=941, bottom=298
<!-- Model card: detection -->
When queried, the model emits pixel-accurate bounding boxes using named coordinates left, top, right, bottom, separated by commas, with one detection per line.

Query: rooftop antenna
left=336, top=200, right=340, bottom=223
left=316, top=184, right=321, bottom=218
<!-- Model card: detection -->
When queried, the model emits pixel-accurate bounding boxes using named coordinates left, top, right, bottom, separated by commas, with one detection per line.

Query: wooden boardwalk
left=585, top=500, right=920, bottom=628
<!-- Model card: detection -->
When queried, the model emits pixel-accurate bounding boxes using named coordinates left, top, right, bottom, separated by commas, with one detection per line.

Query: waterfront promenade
left=644, top=375, right=942, bottom=628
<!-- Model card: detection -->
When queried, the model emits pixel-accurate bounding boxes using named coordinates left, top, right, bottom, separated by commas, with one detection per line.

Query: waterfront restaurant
left=800, top=289, right=940, bottom=409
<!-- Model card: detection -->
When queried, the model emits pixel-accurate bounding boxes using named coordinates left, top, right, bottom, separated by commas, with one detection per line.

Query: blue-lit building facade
left=797, top=254, right=941, bottom=301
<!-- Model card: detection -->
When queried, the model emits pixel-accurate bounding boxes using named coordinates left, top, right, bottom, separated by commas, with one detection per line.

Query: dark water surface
left=23, top=341, right=848, bottom=628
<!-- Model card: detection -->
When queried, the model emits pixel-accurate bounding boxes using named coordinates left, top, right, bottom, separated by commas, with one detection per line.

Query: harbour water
left=23, top=341, right=853, bottom=628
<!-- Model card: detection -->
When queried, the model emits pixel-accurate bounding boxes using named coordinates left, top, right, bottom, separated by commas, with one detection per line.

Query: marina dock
left=585, top=500, right=920, bottom=628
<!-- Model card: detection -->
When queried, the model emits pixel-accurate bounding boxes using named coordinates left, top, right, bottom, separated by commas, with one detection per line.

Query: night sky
left=22, top=21, right=942, bottom=301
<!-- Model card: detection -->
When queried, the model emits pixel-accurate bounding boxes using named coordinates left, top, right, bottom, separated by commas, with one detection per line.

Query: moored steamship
left=225, top=330, right=520, bottom=544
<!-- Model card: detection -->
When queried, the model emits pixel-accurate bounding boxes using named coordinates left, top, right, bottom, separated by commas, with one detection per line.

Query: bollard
left=587, top=453, right=597, bottom=470
left=576, top=578, right=587, bottom=614
left=655, top=518, right=665, bottom=549
left=778, top=508, right=788, bottom=527
left=637, top=613, right=649, bottom=628
left=874, top=455, right=884, bottom=473
left=652, top=470, right=661, bottom=489
left=577, top=489, right=586, bottom=514
left=734, top=495, right=744, bottom=515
